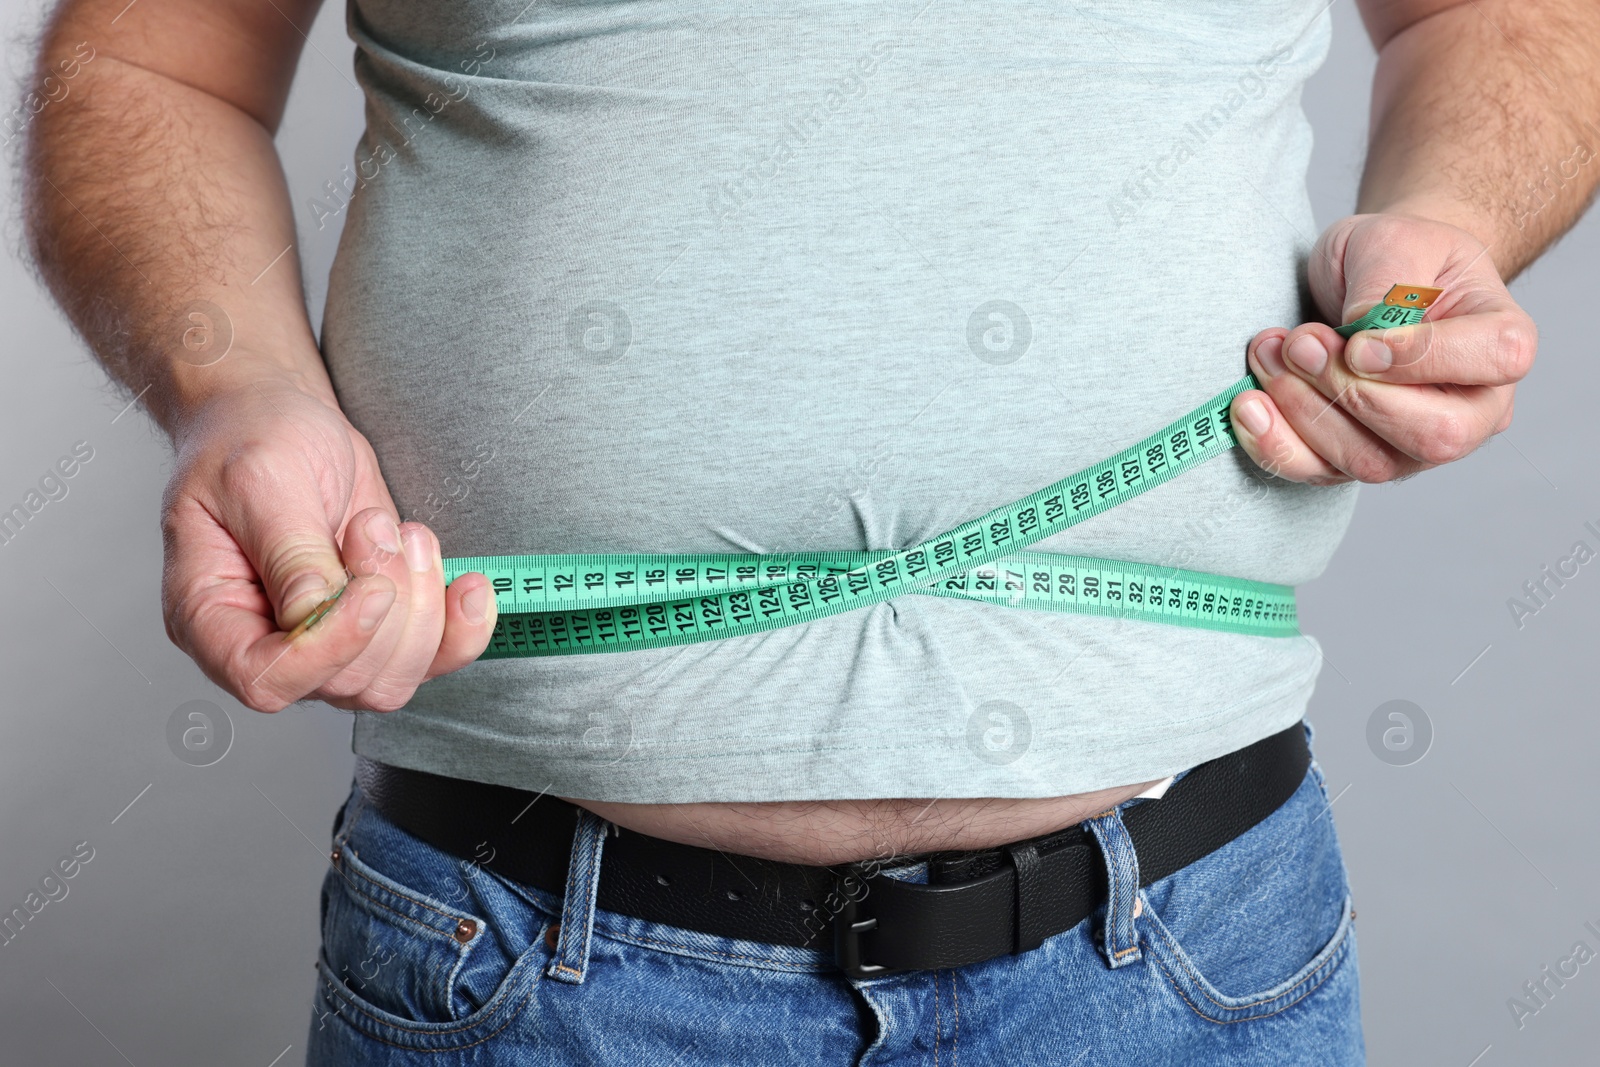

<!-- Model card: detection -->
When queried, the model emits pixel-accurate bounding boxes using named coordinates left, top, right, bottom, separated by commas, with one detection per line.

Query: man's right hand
left=160, top=378, right=497, bottom=713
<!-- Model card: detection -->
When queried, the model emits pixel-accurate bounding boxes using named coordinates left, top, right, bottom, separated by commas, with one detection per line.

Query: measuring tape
left=442, top=285, right=1439, bottom=659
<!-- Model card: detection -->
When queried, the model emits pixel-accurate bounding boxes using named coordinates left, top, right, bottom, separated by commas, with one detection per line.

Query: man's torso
left=322, top=0, right=1351, bottom=859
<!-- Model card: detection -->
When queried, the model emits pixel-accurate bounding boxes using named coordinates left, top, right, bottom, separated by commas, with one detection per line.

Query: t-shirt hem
left=350, top=659, right=1321, bottom=804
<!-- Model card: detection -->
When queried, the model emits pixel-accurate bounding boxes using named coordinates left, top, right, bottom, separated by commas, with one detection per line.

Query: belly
left=334, top=0, right=1346, bottom=809
left=568, top=783, right=1163, bottom=865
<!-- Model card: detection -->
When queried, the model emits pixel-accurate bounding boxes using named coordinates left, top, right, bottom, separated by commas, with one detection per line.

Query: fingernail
left=282, top=573, right=329, bottom=612
left=359, top=587, right=396, bottom=632
left=1254, top=335, right=1286, bottom=379
left=402, top=527, right=434, bottom=574
left=1236, top=396, right=1271, bottom=437
left=1349, top=337, right=1392, bottom=376
left=462, top=584, right=492, bottom=625
left=366, top=511, right=401, bottom=557
left=1285, top=335, right=1328, bottom=376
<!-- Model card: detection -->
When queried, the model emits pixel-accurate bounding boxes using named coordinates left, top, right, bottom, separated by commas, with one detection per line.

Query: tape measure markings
left=443, top=288, right=1431, bottom=658
left=1334, top=284, right=1441, bottom=338
left=450, top=376, right=1254, bottom=657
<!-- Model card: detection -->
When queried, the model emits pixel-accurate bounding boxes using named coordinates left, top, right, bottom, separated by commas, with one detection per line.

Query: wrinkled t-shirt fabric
left=320, top=0, right=1356, bottom=803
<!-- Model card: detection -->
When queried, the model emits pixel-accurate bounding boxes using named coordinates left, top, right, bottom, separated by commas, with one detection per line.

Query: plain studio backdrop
left=2, top=2, right=1596, bottom=1064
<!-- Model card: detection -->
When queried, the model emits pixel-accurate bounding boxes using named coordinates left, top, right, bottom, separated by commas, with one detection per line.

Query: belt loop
left=547, top=809, right=610, bottom=985
left=1085, top=807, right=1144, bottom=969
left=1006, top=842, right=1050, bottom=954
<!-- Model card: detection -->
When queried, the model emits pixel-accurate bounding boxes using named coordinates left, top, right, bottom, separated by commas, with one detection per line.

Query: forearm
left=21, top=2, right=332, bottom=440
left=1356, top=0, right=1600, bottom=279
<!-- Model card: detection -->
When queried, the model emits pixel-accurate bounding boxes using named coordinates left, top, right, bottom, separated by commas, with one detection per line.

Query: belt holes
left=800, top=898, right=816, bottom=912
left=655, top=873, right=671, bottom=887
left=726, top=889, right=742, bottom=902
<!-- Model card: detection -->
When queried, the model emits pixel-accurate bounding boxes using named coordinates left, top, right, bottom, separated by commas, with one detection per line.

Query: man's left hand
left=1229, top=212, right=1536, bottom=484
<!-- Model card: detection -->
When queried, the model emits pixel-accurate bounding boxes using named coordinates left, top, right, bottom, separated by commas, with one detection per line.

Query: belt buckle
left=831, top=863, right=901, bottom=980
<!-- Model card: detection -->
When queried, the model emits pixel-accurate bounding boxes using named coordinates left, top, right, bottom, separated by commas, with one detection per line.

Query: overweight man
left=23, top=0, right=1600, bottom=1063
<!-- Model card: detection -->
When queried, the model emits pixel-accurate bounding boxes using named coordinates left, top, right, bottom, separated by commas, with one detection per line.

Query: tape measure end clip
left=1381, top=284, right=1444, bottom=310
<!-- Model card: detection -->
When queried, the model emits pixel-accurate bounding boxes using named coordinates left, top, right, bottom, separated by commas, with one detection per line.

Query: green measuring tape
left=444, top=285, right=1439, bottom=659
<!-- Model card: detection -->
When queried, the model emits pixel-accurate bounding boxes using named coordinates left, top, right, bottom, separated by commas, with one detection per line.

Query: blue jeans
left=306, top=725, right=1362, bottom=1065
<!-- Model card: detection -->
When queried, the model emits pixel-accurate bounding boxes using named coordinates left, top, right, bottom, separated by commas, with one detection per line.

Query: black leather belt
left=355, top=721, right=1309, bottom=978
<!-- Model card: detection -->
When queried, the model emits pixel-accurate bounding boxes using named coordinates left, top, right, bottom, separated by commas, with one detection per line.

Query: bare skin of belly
left=569, top=781, right=1164, bottom=866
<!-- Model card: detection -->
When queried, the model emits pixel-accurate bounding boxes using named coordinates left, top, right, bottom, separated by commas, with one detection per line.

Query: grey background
left=1, top=2, right=1595, bottom=1064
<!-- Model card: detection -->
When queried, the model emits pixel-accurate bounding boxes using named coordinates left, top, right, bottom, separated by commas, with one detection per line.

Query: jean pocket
left=319, top=840, right=491, bottom=1023
left=313, top=796, right=552, bottom=1049
left=1137, top=769, right=1355, bottom=1024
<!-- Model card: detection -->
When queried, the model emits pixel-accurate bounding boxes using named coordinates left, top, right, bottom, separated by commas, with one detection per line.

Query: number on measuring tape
left=438, top=287, right=1437, bottom=657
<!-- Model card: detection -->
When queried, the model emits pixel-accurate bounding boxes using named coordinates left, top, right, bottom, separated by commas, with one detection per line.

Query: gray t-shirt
left=322, top=0, right=1355, bottom=803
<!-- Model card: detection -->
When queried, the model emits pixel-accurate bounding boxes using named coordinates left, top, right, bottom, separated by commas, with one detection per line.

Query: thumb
left=212, top=456, right=370, bottom=630
left=1305, top=216, right=1414, bottom=328
left=1319, top=214, right=1458, bottom=326
left=262, top=529, right=357, bottom=631
left=1305, top=218, right=1359, bottom=326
